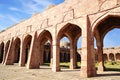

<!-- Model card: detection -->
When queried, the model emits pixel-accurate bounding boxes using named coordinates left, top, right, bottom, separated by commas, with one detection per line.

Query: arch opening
left=13, top=38, right=21, bottom=63
left=103, top=53, right=108, bottom=61
left=0, top=42, right=4, bottom=63
left=38, top=30, right=52, bottom=68
left=94, top=15, right=120, bottom=72
left=60, top=37, right=70, bottom=68
left=116, top=53, right=120, bottom=62
left=57, top=23, right=82, bottom=70
left=23, top=35, right=32, bottom=65
left=109, top=53, right=114, bottom=61
left=76, top=37, right=82, bottom=69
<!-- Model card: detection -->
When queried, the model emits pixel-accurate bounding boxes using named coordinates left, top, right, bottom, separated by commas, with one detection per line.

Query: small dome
left=60, top=41, right=70, bottom=48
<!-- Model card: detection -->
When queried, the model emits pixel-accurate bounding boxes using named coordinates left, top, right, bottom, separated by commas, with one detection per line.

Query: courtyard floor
left=0, top=64, right=120, bottom=80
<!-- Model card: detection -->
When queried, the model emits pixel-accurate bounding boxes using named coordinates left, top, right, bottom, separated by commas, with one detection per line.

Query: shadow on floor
left=97, top=71, right=120, bottom=77
left=61, top=69, right=80, bottom=72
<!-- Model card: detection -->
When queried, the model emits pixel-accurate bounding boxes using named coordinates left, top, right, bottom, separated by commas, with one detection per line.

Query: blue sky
left=61, top=28, right=120, bottom=48
left=0, top=0, right=120, bottom=48
left=0, top=0, right=64, bottom=31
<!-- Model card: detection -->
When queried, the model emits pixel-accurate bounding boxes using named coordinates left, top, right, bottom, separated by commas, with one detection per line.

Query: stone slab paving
left=0, top=64, right=120, bottom=80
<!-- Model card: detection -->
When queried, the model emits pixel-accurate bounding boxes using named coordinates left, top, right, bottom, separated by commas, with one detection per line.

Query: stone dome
left=60, top=41, right=69, bottom=48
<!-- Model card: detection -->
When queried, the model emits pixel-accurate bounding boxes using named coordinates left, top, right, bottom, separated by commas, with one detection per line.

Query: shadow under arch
left=57, top=23, right=82, bottom=70
left=103, top=53, right=108, bottom=61
left=13, top=37, right=21, bottom=64
left=2, top=40, right=10, bottom=64
left=37, top=30, right=53, bottom=68
left=93, top=14, right=120, bottom=75
left=22, top=34, right=32, bottom=66
left=116, top=53, right=120, bottom=61
left=0, top=42, right=4, bottom=63
left=109, top=53, right=114, bottom=61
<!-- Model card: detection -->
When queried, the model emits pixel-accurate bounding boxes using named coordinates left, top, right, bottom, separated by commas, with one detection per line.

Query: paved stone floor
left=0, top=64, right=120, bottom=80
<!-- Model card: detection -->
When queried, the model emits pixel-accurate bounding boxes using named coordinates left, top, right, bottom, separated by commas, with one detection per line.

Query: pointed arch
left=109, top=53, right=114, bottom=61
left=57, top=23, right=82, bottom=69
left=116, top=53, right=120, bottom=61
left=38, top=30, right=53, bottom=66
left=93, top=13, right=120, bottom=72
left=23, top=34, right=32, bottom=64
left=103, top=53, right=108, bottom=61
left=13, top=37, right=21, bottom=63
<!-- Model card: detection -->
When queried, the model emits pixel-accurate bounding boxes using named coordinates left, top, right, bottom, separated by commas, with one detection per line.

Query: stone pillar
left=80, top=16, right=96, bottom=77
left=39, top=45, right=44, bottom=65
left=107, top=54, right=109, bottom=61
left=114, top=54, right=116, bottom=62
left=50, top=45, right=53, bottom=68
left=70, top=40, right=77, bottom=69
left=4, top=39, right=14, bottom=65
left=26, top=32, right=39, bottom=69
left=19, top=37, right=25, bottom=66
left=52, top=44, right=60, bottom=72
left=0, top=46, right=2, bottom=62
left=97, top=42, right=104, bottom=73
left=2, top=42, right=9, bottom=64
left=52, top=30, right=60, bottom=72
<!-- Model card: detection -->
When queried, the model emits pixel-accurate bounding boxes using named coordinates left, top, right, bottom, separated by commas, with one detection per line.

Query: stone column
left=39, top=45, right=44, bottom=65
left=114, top=54, right=116, bottom=62
left=4, top=39, right=14, bottom=65
left=107, top=53, right=109, bottom=61
left=0, top=46, right=2, bottom=62
left=97, top=41, right=104, bottom=73
left=50, top=45, right=53, bottom=68
left=19, top=37, right=25, bottom=66
left=2, top=41, right=9, bottom=64
left=52, top=29, right=60, bottom=72
left=26, top=32, right=39, bottom=69
left=52, top=44, right=60, bottom=72
left=80, top=16, right=96, bottom=77
left=70, top=40, right=77, bottom=69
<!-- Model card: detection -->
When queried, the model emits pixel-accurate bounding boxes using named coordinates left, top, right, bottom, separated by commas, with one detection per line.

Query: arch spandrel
left=23, top=34, right=32, bottom=47
left=93, top=15, right=120, bottom=42
left=57, top=23, right=82, bottom=42
left=38, top=30, right=53, bottom=43
left=92, top=12, right=120, bottom=32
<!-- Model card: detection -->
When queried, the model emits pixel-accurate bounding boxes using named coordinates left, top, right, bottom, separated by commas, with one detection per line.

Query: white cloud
left=9, top=0, right=53, bottom=14
left=9, top=7, right=20, bottom=12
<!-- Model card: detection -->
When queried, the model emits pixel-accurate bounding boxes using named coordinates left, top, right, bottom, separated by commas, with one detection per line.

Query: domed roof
left=60, top=41, right=69, bottom=48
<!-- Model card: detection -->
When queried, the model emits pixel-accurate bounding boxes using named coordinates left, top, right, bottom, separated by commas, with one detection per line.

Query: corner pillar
left=19, top=37, right=25, bottom=67
left=52, top=29, right=60, bottom=72
left=39, top=45, right=44, bottom=65
left=97, top=42, right=104, bottom=73
left=2, top=43, right=8, bottom=64
left=50, top=45, right=53, bottom=68
left=80, top=15, right=96, bottom=77
left=26, top=32, right=39, bottom=69
left=4, top=39, right=14, bottom=65
left=70, top=40, right=77, bottom=69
